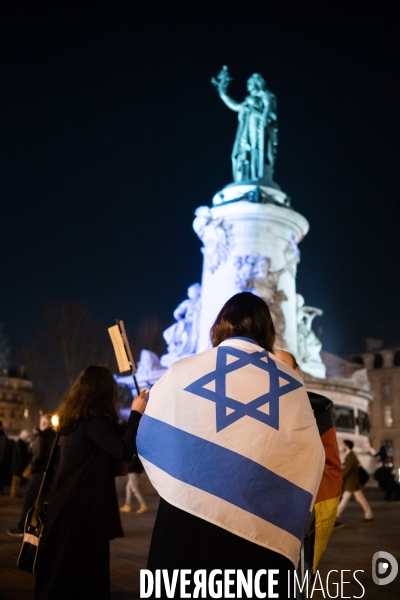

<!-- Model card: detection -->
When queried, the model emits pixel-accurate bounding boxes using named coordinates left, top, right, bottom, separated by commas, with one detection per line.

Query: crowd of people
left=0, top=420, right=42, bottom=500
left=1, top=292, right=398, bottom=599
left=374, top=457, right=400, bottom=501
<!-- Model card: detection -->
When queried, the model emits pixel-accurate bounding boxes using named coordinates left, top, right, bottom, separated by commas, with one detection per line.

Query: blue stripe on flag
left=137, top=414, right=312, bottom=540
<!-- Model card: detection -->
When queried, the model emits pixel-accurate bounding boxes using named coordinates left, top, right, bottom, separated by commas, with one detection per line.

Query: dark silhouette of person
left=8, top=414, right=56, bottom=535
left=33, top=365, right=147, bottom=600
left=374, top=459, right=400, bottom=501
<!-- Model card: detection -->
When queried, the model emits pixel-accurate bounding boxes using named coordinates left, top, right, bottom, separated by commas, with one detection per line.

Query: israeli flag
left=137, top=337, right=325, bottom=566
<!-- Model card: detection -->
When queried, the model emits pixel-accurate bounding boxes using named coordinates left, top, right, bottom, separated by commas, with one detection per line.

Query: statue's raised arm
left=211, top=66, right=240, bottom=112
left=212, top=66, right=278, bottom=182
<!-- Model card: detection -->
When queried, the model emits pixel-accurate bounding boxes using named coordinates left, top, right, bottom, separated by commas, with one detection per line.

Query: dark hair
left=210, top=292, right=275, bottom=351
left=343, top=439, right=354, bottom=450
left=58, top=365, right=118, bottom=435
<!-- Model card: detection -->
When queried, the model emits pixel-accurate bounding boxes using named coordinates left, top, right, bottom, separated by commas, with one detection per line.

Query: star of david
left=184, top=346, right=303, bottom=432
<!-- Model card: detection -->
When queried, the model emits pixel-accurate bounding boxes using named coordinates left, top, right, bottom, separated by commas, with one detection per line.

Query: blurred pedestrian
left=10, top=428, right=31, bottom=497
left=8, top=414, right=56, bottom=536
left=120, top=453, right=148, bottom=514
left=374, top=459, right=400, bottom=501
left=375, top=444, right=388, bottom=462
left=0, top=420, right=7, bottom=494
left=33, top=365, right=147, bottom=600
left=335, top=439, right=373, bottom=526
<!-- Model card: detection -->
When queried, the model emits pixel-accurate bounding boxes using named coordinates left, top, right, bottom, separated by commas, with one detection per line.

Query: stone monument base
left=196, top=199, right=309, bottom=356
left=299, top=359, right=326, bottom=379
left=213, top=181, right=289, bottom=207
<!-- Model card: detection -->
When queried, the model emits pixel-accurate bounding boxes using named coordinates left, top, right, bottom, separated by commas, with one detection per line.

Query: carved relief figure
left=235, top=252, right=299, bottom=348
left=161, top=283, right=202, bottom=367
left=296, top=294, right=323, bottom=364
left=136, top=350, right=167, bottom=387
left=193, top=206, right=233, bottom=273
left=284, top=234, right=300, bottom=276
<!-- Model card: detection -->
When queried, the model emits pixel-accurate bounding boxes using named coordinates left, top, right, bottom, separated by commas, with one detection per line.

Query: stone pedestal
left=195, top=200, right=309, bottom=354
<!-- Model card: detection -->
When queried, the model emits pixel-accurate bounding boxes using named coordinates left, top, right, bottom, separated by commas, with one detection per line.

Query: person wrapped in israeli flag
left=137, top=292, right=325, bottom=597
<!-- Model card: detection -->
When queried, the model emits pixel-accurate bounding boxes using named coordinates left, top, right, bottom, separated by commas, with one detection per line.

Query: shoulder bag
left=17, top=433, right=59, bottom=574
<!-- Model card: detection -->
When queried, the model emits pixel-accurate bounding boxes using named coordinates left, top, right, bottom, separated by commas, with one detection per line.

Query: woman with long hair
left=34, top=365, right=147, bottom=600
left=137, top=292, right=325, bottom=598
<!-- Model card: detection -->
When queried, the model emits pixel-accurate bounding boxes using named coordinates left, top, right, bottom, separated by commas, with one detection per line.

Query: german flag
left=308, top=391, right=343, bottom=572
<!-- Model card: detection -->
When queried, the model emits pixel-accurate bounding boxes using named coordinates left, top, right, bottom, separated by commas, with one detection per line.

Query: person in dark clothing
left=8, top=414, right=56, bottom=535
left=33, top=365, right=147, bottom=600
left=375, top=444, right=388, bottom=463
left=374, top=459, right=400, bottom=501
left=150, top=499, right=294, bottom=592
left=10, top=428, right=31, bottom=497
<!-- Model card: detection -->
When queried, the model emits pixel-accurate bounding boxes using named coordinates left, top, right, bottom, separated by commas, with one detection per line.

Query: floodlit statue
left=296, top=294, right=323, bottom=364
left=212, top=66, right=278, bottom=182
left=161, top=283, right=202, bottom=367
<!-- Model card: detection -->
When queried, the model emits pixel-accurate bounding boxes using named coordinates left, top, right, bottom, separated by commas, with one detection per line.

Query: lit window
left=383, top=405, right=393, bottom=428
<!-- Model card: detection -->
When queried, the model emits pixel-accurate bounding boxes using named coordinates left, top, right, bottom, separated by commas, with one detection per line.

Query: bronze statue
left=212, top=66, right=278, bottom=183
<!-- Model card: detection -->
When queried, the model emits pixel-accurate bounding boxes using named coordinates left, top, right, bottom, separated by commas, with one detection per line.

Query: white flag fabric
left=137, top=337, right=325, bottom=566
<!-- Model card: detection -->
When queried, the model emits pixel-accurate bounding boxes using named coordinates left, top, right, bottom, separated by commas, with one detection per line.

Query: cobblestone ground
left=0, top=488, right=399, bottom=599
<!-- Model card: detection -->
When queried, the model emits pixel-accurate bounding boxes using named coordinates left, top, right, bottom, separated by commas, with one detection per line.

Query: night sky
left=1, top=1, right=399, bottom=364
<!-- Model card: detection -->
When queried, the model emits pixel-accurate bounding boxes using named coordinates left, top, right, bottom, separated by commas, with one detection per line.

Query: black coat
left=374, top=466, right=396, bottom=491
left=127, top=453, right=144, bottom=473
left=148, top=499, right=292, bottom=598
left=31, top=428, right=57, bottom=475
left=11, top=438, right=30, bottom=476
left=34, top=410, right=141, bottom=600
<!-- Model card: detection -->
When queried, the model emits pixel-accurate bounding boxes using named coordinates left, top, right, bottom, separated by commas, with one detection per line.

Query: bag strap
left=29, top=433, right=60, bottom=528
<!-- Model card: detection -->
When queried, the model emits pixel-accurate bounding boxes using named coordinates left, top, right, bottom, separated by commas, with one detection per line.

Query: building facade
left=349, top=347, right=400, bottom=477
left=304, top=352, right=375, bottom=471
left=0, top=367, right=33, bottom=436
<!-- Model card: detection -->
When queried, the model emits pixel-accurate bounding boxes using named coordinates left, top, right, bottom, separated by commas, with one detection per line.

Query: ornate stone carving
left=284, top=234, right=300, bottom=276
left=296, top=294, right=324, bottom=365
left=348, top=368, right=371, bottom=392
left=193, top=206, right=233, bottom=274
left=160, top=283, right=202, bottom=367
left=136, top=350, right=167, bottom=387
left=235, top=252, right=298, bottom=348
